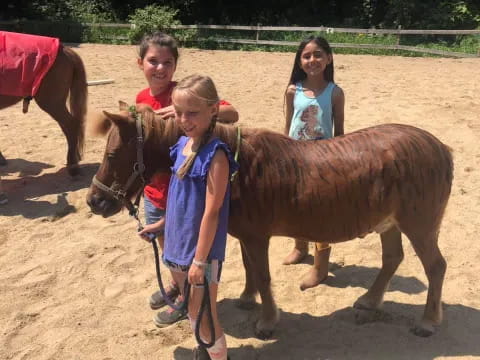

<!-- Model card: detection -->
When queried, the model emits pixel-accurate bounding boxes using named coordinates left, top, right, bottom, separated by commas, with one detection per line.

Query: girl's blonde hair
left=173, top=74, right=220, bottom=179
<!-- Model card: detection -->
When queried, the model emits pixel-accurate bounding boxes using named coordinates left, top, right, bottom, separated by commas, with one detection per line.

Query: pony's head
left=86, top=102, right=156, bottom=217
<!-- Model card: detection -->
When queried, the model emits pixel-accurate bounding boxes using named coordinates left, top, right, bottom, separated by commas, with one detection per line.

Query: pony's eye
left=107, top=153, right=115, bottom=159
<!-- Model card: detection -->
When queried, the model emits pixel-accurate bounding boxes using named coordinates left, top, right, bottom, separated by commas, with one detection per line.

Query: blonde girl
left=163, top=74, right=238, bottom=360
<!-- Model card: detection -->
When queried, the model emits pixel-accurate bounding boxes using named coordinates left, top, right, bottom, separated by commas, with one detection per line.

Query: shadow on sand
left=173, top=299, right=480, bottom=360
left=323, top=263, right=427, bottom=294
left=0, top=162, right=99, bottom=219
left=0, top=157, right=54, bottom=177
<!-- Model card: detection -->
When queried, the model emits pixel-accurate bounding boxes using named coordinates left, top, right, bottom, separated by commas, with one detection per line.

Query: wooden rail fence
left=1, top=21, right=479, bottom=58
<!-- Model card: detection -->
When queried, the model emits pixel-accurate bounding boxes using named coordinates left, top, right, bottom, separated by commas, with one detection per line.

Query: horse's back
left=231, top=123, right=453, bottom=241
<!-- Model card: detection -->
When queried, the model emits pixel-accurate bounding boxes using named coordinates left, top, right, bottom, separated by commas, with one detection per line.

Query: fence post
left=256, top=23, right=260, bottom=43
left=397, top=25, right=401, bottom=45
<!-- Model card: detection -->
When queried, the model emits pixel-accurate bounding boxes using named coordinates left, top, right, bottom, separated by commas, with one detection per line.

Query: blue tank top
left=288, top=81, right=336, bottom=140
left=163, top=136, right=239, bottom=266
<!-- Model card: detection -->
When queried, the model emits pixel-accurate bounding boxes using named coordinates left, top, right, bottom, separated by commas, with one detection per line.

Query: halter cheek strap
left=230, top=125, right=241, bottom=182
left=92, top=106, right=146, bottom=219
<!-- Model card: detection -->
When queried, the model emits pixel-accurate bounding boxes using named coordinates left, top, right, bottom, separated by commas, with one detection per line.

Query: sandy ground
left=1, top=44, right=480, bottom=360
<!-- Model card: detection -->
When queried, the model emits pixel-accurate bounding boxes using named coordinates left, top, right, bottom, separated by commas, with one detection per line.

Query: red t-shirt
left=136, top=82, right=177, bottom=210
left=135, top=81, right=177, bottom=111
left=136, top=82, right=231, bottom=210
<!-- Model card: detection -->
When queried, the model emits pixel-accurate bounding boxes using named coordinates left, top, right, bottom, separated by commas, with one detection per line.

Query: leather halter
left=92, top=106, right=146, bottom=217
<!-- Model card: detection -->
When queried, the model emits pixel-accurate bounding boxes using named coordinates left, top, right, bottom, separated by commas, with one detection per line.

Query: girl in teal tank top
left=289, top=81, right=336, bottom=140
left=283, top=36, right=346, bottom=291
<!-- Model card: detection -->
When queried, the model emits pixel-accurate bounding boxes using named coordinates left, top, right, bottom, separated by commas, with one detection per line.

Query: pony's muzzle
left=86, top=187, right=122, bottom=217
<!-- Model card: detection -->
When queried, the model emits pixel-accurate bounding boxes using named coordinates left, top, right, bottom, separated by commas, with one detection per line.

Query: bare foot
left=299, top=267, right=328, bottom=291
left=282, top=248, right=307, bottom=265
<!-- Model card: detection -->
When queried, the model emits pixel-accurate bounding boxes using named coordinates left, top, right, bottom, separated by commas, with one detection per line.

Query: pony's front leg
left=236, top=240, right=258, bottom=310
left=36, top=101, right=81, bottom=176
left=241, top=234, right=279, bottom=339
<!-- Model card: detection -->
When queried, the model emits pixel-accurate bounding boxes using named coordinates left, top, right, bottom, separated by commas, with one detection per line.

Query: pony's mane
left=87, top=104, right=290, bottom=169
left=138, top=106, right=259, bottom=157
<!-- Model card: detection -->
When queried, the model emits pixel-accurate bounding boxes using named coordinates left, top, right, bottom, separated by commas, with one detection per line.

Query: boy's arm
left=332, top=86, right=345, bottom=137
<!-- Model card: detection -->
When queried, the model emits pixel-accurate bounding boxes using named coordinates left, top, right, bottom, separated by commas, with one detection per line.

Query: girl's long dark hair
left=287, top=35, right=334, bottom=87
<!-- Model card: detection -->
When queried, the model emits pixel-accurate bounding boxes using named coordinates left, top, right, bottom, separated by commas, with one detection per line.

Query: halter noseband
left=92, top=106, right=146, bottom=217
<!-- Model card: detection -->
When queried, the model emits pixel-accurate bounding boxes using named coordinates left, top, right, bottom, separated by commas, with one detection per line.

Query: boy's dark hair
left=138, top=31, right=179, bottom=63
left=287, top=35, right=334, bottom=86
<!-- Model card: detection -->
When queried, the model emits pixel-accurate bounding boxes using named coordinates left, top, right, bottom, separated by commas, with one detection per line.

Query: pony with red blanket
left=0, top=31, right=87, bottom=175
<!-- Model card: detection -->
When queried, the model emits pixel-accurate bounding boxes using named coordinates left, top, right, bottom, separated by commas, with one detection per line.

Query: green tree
left=127, top=4, right=181, bottom=43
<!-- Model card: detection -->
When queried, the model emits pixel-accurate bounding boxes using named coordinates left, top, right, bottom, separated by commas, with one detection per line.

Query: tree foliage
left=1, top=0, right=479, bottom=29
left=127, top=5, right=180, bottom=43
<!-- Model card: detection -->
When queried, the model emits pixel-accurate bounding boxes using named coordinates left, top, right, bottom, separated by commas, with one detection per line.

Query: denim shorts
left=162, top=258, right=223, bottom=285
left=144, top=195, right=166, bottom=237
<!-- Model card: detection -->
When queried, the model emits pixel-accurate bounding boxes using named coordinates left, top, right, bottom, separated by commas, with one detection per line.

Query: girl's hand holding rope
left=138, top=222, right=163, bottom=242
left=189, top=260, right=207, bottom=286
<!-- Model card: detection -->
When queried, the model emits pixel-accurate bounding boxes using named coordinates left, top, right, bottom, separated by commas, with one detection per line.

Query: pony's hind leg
left=236, top=241, right=258, bottom=310
left=240, top=234, right=279, bottom=339
left=0, top=96, right=21, bottom=166
left=35, top=99, right=81, bottom=176
left=405, top=229, right=446, bottom=337
left=354, top=226, right=404, bottom=312
left=34, top=50, right=82, bottom=176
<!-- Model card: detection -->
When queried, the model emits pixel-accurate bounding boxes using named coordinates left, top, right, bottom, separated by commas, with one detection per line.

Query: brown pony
left=86, top=106, right=453, bottom=340
left=0, top=45, right=87, bottom=175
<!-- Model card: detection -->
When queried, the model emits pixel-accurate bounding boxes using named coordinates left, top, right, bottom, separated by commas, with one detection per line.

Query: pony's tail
left=65, top=46, right=88, bottom=160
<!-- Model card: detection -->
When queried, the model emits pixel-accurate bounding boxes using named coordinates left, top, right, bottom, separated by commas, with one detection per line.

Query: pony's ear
left=103, top=111, right=130, bottom=128
left=86, top=110, right=112, bottom=137
left=118, top=101, right=129, bottom=111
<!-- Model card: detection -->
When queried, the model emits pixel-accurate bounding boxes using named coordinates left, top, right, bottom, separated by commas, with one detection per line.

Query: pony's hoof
left=254, top=324, right=274, bottom=340
left=254, top=308, right=279, bottom=339
left=0, top=153, right=7, bottom=166
left=410, top=323, right=435, bottom=337
left=353, top=294, right=382, bottom=311
left=354, top=308, right=385, bottom=325
left=67, top=164, right=81, bottom=176
left=236, top=293, right=256, bottom=310
left=235, top=298, right=256, bottom=310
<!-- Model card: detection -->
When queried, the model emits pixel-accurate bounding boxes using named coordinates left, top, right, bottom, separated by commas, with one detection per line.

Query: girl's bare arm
left=188, top=151, right=229, bottom=284
left=284, top=85, right=296, bottom=135
left=332, top=86, right=345, bottom=137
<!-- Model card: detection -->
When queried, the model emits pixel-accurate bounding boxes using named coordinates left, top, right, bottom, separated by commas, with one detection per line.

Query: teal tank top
left=288, top=81, right=336, bottom=140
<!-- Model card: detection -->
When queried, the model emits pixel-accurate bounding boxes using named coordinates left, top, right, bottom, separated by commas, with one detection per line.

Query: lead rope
left=127, top=104, right=192, bottom=314
left=141, top=205, right=215, bottom=347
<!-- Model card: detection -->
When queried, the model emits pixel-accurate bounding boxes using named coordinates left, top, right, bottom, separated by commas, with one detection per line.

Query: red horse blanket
left=0, top=31, right=60, bottom=97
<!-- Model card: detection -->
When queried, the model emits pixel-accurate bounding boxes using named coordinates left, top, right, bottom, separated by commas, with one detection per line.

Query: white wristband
left=192, top=259, right=207, bottom=268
